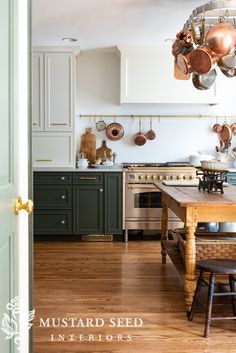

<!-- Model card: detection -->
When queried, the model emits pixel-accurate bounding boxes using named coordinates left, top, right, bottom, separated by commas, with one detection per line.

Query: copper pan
left=189, top=47, right=218, bottom=74
left=205, top=22, right=236, bottom=56
left=177, top=52, right=193, bottom=75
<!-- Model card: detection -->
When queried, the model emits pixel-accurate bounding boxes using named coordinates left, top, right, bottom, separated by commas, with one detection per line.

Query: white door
left=0, top=0, right=31, bottom=353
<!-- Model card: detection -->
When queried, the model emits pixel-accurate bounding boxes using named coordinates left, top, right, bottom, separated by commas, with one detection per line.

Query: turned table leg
left=185, top=225, right=197, bottom=312
left=161, top=205, right=168, bottom=264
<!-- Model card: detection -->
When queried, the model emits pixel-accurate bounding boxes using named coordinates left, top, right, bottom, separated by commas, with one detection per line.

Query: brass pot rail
left=79, top=114, right=236, bottom=119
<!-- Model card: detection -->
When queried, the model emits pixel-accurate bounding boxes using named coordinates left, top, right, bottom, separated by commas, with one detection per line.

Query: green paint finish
left=73, top=172, right=103, bottom=184
left=34, top=210, right=72, bottom=234
left=105, top=173, right=123, bottom=234
left=73, top=185, right=103, bottom=234
left=34, top=172, right=72, bottom=184
left=226, top=172, right=236, bottom=185
left=34, top=185, right=72, bottom=209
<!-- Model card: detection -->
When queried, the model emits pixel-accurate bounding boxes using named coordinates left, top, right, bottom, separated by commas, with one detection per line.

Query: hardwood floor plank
left=34, top=241, right=236, bottom=352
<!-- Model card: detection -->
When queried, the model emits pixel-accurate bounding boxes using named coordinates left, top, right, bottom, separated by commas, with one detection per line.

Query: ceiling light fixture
left=62, top=37, right=78, bottom=42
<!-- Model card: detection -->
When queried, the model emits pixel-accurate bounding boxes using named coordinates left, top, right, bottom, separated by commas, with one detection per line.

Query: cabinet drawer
left=73, top=173, right=103, bottom=184
left=34, top=185, right=72, bottom=209
left=32, top=133, right=74, bottom=168
left=34, top=172, right=72, bottom=185
left=34, top=210, right=72, bottom=234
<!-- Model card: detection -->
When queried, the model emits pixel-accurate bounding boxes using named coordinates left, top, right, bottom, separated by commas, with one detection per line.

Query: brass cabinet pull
left=51, top=123, right=67, bottom=126
left=36, top=159, right=52, bottom=162
left=80, top=177, right=97, bottom=180
left=127, top=184, right=156, bottom=190
left=15, top=197, right=34, bottom=215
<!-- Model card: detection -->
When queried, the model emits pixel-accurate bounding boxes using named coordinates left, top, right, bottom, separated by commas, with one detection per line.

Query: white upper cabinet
left=32, top=50, right=75, bottom=131
left=118, top=45, right=219, bottom=104
left=32, top=53, right=44, bottom=131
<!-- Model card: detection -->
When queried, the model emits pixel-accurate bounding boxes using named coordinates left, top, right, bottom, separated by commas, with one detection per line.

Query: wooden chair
left=188, top=259, right=236, bottom=337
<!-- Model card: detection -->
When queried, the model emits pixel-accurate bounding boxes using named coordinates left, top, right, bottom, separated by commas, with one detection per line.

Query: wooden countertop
left=154, top=182, right=236, bottom=207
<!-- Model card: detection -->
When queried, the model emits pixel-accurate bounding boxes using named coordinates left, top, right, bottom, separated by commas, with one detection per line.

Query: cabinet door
left=45, top=52, right=74, bottom=131
left=104, top=173, right=123, bottom=234
left=119, top=45, right=219, bottom=104
left=32, top=53, right=44, bottom=131
left=32, top=132, right=74, bottom=167
left=73, top=185, right=103, bottom=234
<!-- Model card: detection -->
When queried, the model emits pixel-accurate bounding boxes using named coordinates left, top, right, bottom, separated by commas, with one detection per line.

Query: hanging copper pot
left=205, top=22, right=236, bottom=56
left=212, top=123, right=222, bottom=134
left=172, top=29, right=193, bottom=61
left=106, top=122, right=124, bottom=141
left=177, top=52, right=193, bottom=75
left=189, top=46, right=218, bottom=74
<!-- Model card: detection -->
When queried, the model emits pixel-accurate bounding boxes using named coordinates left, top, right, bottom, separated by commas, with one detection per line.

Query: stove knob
left=138, top=175, right=145, bottom=181
left=152, top=175, right=157, bottom=180
left=146, top=175, right=151, bottom=180
left=189, top=175, right=194, bottom=180
left=172, top=175, right=176, bottom=180
left=165, top=175, right=169, bottom=180
left=159, top=175, right=163, bottom=181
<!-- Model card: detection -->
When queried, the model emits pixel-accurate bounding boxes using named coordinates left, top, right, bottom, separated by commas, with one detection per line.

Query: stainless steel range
left=123, top=162, right=197, bottom=242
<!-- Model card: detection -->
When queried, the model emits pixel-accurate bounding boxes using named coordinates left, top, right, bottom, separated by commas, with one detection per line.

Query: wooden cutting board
left=96, top=140, right=112, bottom=160
left=79, top=128, right=96, bottom=165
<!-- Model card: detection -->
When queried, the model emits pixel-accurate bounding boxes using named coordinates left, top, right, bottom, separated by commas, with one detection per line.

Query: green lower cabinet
left=227, top=172, right=236, bottom=185
left=33, top=171, right=123, bottom=237
left=105, top=173, right=123, bottom=234
left=34, top=210, right=73, bottom=234
left=73, top=185, right=103, bottom=234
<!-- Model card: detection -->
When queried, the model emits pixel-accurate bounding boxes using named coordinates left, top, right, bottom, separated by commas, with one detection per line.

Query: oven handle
left=127, top=184, right=157, bottom=190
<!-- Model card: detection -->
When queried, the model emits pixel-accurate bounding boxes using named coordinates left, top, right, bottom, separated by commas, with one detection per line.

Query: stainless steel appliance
left=123, top=162, right=197, bottom=242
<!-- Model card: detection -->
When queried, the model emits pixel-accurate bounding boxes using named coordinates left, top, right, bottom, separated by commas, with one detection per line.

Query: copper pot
left=134, top=119, right=146, bottom=146
left=189, top=47, right=217, bottom=74
left=205, top=22, right=236, bottom=56
left=177, top=52, right=193, bottom=75
left=192, top=69, right=217, bottom=90
left=145, top=118, right=156, bottom=140
left=212, top=123, right=222, bottom=133
left=172, top=29, right=193, bottom=61
left=106, top=122, right=124, bottom=141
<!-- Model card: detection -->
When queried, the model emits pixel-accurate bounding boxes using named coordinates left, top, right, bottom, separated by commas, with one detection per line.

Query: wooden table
left=154, top=182, right=236, bottom=311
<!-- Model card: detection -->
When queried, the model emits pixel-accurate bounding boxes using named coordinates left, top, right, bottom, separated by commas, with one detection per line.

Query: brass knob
left=15, top=197, right=34, bottom=215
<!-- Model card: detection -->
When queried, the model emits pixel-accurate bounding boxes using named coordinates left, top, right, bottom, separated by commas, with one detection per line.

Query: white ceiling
left=32, top=0, right=205, bottom=50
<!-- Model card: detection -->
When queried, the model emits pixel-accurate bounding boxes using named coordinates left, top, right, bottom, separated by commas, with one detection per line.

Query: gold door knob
left=15, top=196, right=34, bottom=215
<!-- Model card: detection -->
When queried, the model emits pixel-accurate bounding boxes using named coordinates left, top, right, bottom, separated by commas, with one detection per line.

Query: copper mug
left=189, top=47, right=218, bottom=75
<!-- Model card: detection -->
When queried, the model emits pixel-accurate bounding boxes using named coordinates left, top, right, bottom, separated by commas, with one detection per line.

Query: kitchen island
left=154, top=182, right=236, bottom=311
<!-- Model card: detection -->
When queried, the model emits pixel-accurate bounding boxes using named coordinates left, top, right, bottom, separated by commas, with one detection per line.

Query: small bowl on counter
left=200, top=159, right=230, bottom=171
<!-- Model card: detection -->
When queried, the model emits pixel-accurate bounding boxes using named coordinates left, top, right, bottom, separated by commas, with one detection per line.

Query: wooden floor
left=34, top=241, right=236, bottom=353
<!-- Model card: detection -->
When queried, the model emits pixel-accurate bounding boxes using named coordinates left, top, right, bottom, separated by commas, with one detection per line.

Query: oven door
left=125, top=184, right=162, bottom=219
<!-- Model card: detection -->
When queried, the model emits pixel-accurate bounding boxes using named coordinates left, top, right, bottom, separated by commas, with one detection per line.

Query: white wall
left=76, top=49, right=236, bottom=164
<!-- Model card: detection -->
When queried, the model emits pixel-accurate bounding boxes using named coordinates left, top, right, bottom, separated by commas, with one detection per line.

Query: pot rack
left=184, top=0, right=236, bottom=30
left=79, top=114, right=236, bottom=119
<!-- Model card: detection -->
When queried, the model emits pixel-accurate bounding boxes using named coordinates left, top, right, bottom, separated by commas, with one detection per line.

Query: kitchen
left=3, top=0, right=236, bottom=353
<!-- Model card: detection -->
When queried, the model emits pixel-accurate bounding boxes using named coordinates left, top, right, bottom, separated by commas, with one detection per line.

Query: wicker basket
left=176, top=230, right=236, bottom=263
